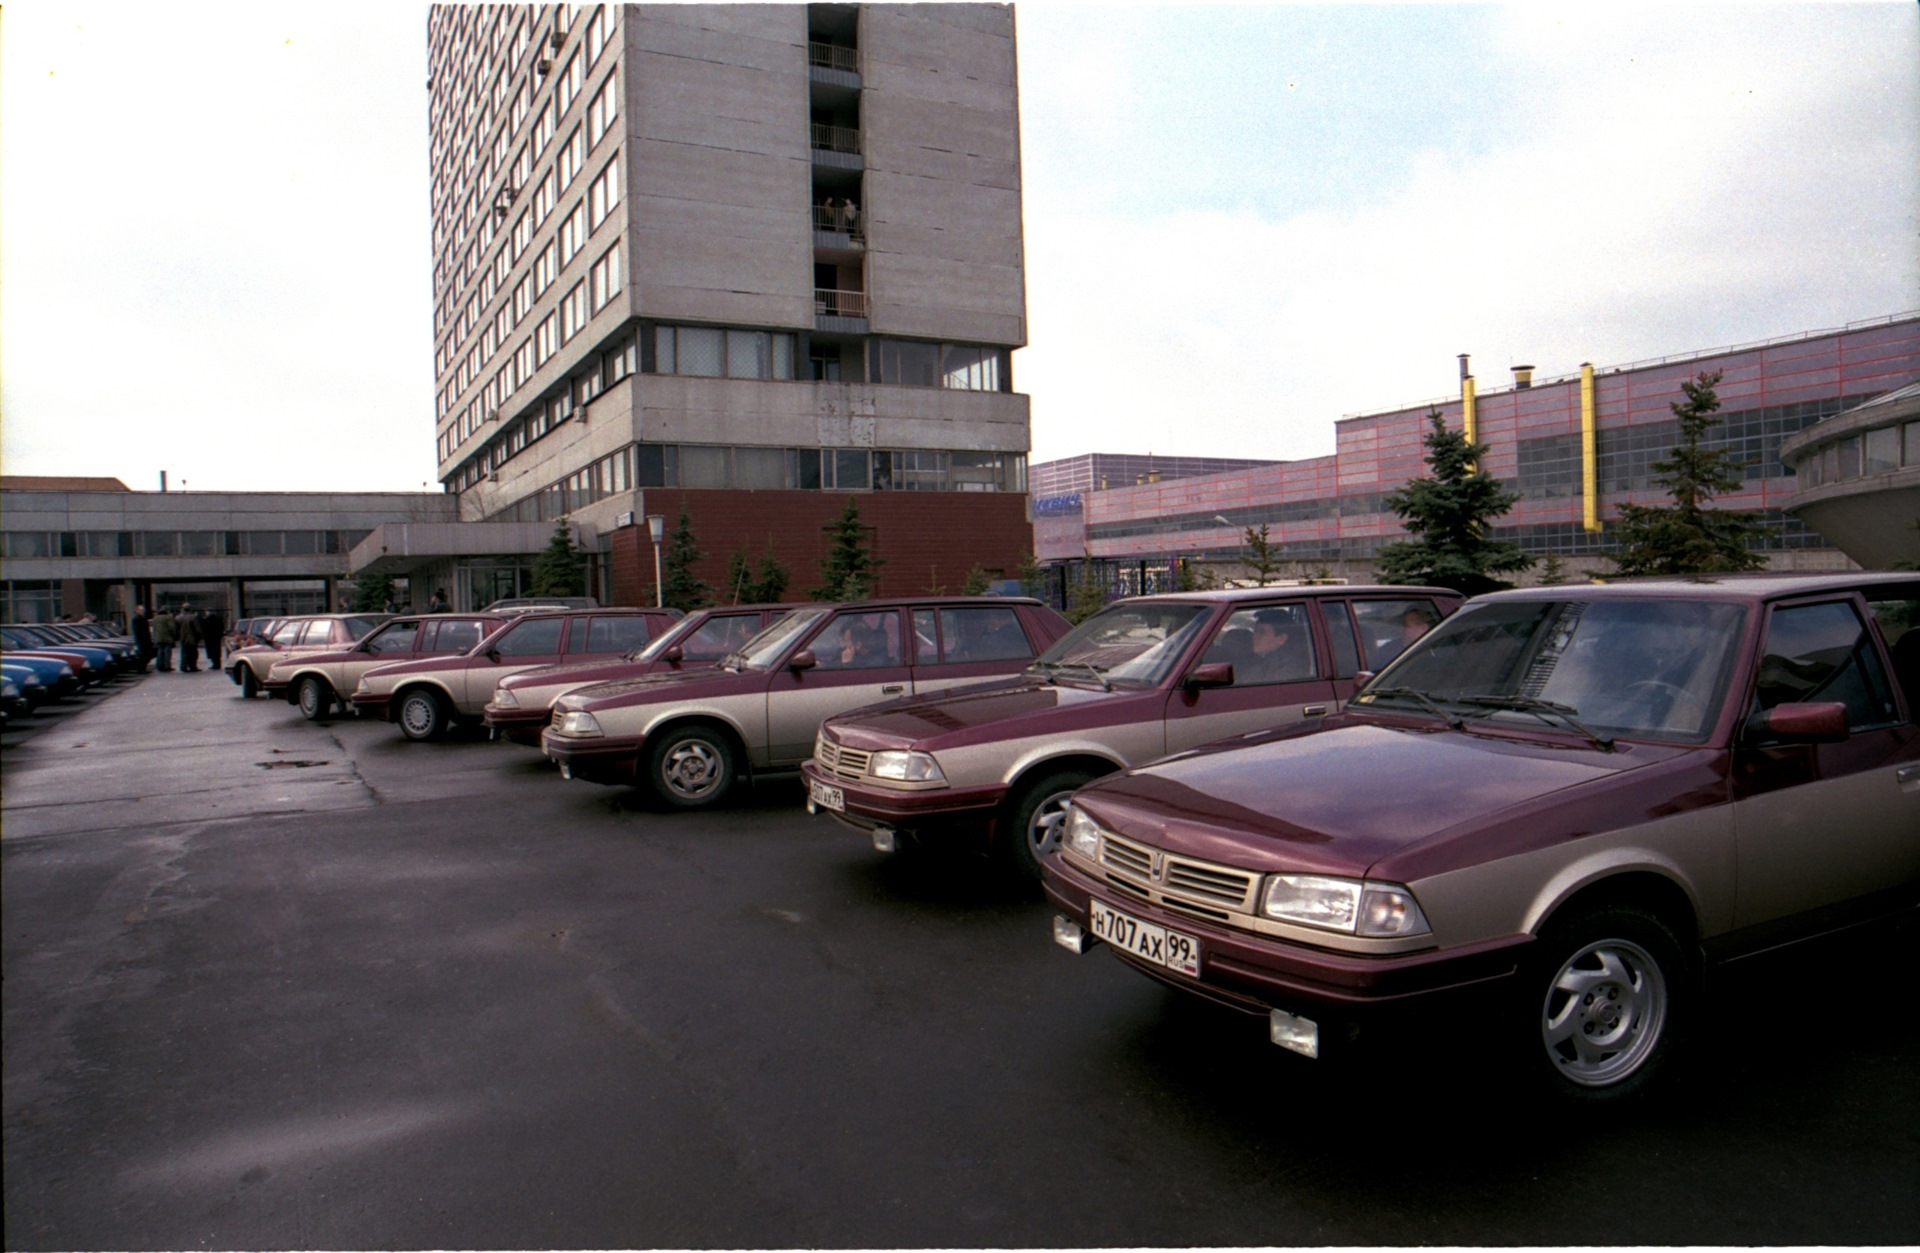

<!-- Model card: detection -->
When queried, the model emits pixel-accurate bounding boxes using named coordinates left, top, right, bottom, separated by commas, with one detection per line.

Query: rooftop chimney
left=159, top=471, right=167, bottom=493
left=1512, top=364, right=1535, bottom=389
left=1458, top=353, right=1472, bottom=381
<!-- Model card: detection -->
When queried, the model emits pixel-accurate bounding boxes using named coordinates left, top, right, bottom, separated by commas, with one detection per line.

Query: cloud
left=1018, top=5, right=1920, bottom=463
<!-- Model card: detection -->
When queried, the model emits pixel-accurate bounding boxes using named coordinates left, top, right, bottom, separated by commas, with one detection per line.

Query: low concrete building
left=1778, top=382, right=1920, bottom=569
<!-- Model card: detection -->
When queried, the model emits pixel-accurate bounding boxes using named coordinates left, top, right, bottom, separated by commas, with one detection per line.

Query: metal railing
left=815, top=288, right=868, bottom=319
left=810, top=122, right=860, bottom=154
left=812, top=204, right=864, bottom=241
left=809, top=41, right=858, bottom=74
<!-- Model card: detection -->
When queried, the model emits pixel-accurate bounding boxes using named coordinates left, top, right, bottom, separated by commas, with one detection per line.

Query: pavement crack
left=329, top=730, right=385, bottom=805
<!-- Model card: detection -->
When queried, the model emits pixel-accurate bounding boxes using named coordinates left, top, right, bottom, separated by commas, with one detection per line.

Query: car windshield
left=728, top=607, right=830, bottom=670
left=1029, top=602, right=1212, bottom=688
left=1354, top=597, right=1747, bottom=743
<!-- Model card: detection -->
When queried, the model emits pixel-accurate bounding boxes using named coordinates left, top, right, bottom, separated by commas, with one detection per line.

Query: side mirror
left=1184, top=662, right=1234, bottom=689
left=663, top=644, right=684, bottom=664
left=789, top=649, right=818, bottom=672
left=486, top=646, right=502, bottom=662
left=1746, top=701, right=1849, bottom=744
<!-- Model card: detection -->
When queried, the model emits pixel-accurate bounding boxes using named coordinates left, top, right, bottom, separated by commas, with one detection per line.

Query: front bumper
left=483, top=702, right=552, bottom=745
left=349, top=692, right=392, bottom=720
left=542, top=728, right=647, bottom=784
left=1042, top=851, right=1531, bottom=1020
left=799, top=760, right=1007, bottom=841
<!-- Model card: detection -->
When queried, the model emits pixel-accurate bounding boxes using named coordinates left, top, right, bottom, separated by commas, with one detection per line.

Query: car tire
left=647, top=725, right=735, bottom=809
left=237, top=665, right=260, bottom=698
left=296, top=675, right=333, bottom=722
left=1002, top=769, right=1097, bottom=881
left=1523, top=902, right=1690, bottom=1102
left=397, top=688, right=450, bottom=742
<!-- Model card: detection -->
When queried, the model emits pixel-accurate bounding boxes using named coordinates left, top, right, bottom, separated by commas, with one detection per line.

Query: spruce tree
left=1066, top=553, right=1108, bottom=624
left=1244, top=522, right=1280, bottom=586
left=352, top=572, right=395, bottom=612
left=1375, top=409, right=1531, bottom=595
left=1537, top=551, right=1569, bottom=586
left=962, top=564, right=993, bottom=595
left=1607, top=371, right=1766, bottom=576
left=1014, top=550, right=1046, bottom=599
left=529, top=524, right=587, bottom=596
left=753, top=543, right=790, bottom=602
left=723, top=548, right=753, bottom=604
left=810, top=497, right=886, bottom=600
left=659, top=511, right=711, bottom=610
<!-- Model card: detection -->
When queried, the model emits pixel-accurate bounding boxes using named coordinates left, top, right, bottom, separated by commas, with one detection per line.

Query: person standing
left=177, top=607, right=202, bottom=673
left=428, top=589, right=450, bottom=613
left=130, top=605, right=154, bottom=672
left=153, top=606, right=178, bottom=672
left=202, top=606, right=226, bottom=672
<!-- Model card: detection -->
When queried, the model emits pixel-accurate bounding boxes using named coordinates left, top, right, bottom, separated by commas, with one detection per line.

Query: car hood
left=557, top=665, right=762, bottom=710
left=362, top=653, right=476, bottom=682
left=1073, top=717, right=1697, bottom=880
left=498, top=656, right=672, bottom=692
left=826, top=675, right=1150, bottom=751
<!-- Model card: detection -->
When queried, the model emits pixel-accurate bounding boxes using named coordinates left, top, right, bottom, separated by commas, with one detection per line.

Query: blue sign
left=1032, top=493, right=1083, bottom=516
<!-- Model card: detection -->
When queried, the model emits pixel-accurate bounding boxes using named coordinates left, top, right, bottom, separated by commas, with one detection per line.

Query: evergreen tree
left=1244, top=522, right=1280, bottom=586
left=752, top=543, right=790, bottom=602
left=529, top=524, right=587, bottom=596
left=1173, top=557, right=1213, bottom=591
left=1066, top=553, right=1108, bottom=624
left=1015, top=550, right=1047, bottom=599
left=1607, top=371, right=1766, bottom=576
left=1537, top=551, right=1569, bottom=586
left=724, top=548, right=753, bottom=604
left=1375, top=409, right=1531, bottom=595
left=962, top=564, right=993, bottom=595
left=811, top=497, right=886, bottom=600
left=659, top=511, right=711, bottom=610
left=351, top=572, right=394, bottom=612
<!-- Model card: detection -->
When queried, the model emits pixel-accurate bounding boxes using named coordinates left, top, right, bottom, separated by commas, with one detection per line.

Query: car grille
left=814, top=736, right=872, bottom=782
left=1098, top=830, right=1259, bottom=915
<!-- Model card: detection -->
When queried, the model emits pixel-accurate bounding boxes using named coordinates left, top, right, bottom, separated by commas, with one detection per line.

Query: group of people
left=817, top=197, right=861, bottom=233
left=130, top=604, right=225, bottom=674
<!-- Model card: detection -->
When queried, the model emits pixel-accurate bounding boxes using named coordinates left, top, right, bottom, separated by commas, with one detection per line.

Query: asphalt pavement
left=4, top=670, right=1916, bottom=1249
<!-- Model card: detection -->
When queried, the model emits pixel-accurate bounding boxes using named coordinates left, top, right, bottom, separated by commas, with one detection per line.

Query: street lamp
left=646, top=514, right=666, bottom=608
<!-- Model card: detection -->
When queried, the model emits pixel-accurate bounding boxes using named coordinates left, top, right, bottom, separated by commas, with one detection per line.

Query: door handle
left=1899, top=764, right=1920, bottom=794
left=1303, top=704, right=1329, bottom=717
left=881, top=684, right=904, bottom=695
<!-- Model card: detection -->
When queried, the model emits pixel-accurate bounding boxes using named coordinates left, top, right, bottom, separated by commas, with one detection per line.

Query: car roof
left=491, top=605, right=678, bottom=620
left=808, top=596, right=1050, bottom=611
left=1480, top=572, right=1917, bottom=605
left=1119, top=584, right=1460, bottom=604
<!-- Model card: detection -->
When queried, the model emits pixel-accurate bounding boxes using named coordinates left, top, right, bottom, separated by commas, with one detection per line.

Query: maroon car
left=805, top=587, right=1461, bottom=877
left=1042, top=574, right=1920, bottom=1100
left=542, top=598, right=1073, bottom=808
left=483, top=603, right=802, bottom=745
left=265, top=612, right=518, bottom=720
left=351, top=606, right=682, bottom=740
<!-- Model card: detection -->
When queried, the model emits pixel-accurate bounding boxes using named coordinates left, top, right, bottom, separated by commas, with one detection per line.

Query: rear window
left=493, top=617, right=565, bottom=657
left=580, top=615, right=653, bottom=654
left=346, top=616, right=385, bottom=640
left=428, top=620, right=484, bottom=654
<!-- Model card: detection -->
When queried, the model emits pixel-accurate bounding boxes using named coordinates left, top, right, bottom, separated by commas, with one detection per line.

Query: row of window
left=1795, top=420, right=1920, bottom=488
left=1, top=530, right=374, bottom=560
left=440, top=311, right=638, bottom=465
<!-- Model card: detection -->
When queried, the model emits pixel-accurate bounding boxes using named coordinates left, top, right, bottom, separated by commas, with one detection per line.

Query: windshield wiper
left=1358, top=686, right=1464, bottom=729
left=1036, top=660, right=1111, bottom=692
left=1456, top=695, right=1616, bottom=751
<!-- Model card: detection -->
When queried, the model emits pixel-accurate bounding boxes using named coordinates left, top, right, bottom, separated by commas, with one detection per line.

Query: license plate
left=809, top=778, right=844, bottom=812
left=1088, top=900, right=1201, bottom=977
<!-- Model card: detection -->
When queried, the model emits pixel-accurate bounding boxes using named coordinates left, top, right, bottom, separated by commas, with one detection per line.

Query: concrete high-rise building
left=424, top=4, right=1032, bottom=605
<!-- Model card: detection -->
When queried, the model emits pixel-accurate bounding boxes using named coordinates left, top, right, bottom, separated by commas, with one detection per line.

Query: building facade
left=1033, top=313, right=1920, bottom=587
left=424, top=4, right=1032, bottom=599
left=1779, top=382, right=1920, bottom=569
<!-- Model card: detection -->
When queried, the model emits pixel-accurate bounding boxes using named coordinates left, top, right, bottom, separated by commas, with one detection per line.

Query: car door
left=762, top=608, right=913, bottom=765
left=337, top=620, right=423, bottom=691
left=462, top=615, right=569, bottom=710
left=1163, top=601, right=1340, bottom=754
left=1731, top=594, right=1920, bottom=932
left=909, top=604, right=1039, bottom=696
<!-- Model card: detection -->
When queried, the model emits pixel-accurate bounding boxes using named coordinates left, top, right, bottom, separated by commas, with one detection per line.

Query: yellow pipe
left=1461, top=376, right=1477, bottom=445
left=1581, top=362, right=1599, bottom=532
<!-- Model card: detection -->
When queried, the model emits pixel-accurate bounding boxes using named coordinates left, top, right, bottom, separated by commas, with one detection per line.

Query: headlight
left=1062, top=805, right=1103, bottom=861
left=554, top=710, right=603, bottom=737
left=868, top=750, right=946, bottom=784
left=1261, top=874, right=1430, bottom=938
left=493, top=688, right=519, bottom=708
left=355, top=676, right=373, bottom=693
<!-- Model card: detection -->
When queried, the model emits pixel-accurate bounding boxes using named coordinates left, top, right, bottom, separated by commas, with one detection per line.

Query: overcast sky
left=3, top=3, right=1916, bottom=490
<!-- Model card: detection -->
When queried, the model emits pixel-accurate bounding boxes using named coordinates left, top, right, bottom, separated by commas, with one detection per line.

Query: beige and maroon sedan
left=267, top=612, right=516, bottom=721
left=226, top=613, right=390, bottom=698
left=1042, top=573, right=1920, bottom=1100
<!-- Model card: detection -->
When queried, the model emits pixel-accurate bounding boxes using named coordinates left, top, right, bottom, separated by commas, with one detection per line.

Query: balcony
left=808, top=41, right=861, bottom=94
left=814, top=288, right=868, bottom=333
left=813, top=203, right=864, bottom=252
left=810, top=122, right=863, bottom=173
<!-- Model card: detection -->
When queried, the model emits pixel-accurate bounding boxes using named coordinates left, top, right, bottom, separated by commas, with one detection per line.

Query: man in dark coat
left=177, top=608, right=202, bottom=672
left=130, top=605, right=154, bottom=671
left=202, top=607, right=226, bottom=671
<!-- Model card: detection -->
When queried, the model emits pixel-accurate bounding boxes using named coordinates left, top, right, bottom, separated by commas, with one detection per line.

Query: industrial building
left=1032, top=313, right=1920, bottom=587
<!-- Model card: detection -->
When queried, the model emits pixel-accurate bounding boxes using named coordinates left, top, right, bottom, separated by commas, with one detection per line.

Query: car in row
left=1031, top=573, right=1919, bottom=1100
left=226, top=613, right=393, bottom=696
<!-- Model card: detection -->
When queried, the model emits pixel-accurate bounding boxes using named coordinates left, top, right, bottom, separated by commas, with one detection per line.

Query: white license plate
left=809, top=778, right=845, bottom=812
left=1088, top=900, right=1201, bottom=977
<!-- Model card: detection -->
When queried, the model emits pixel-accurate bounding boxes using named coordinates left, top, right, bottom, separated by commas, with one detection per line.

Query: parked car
left=225, top=614, right=390, bottom=697
left=0, top=651, right=81, bottom=699
left=267, top=611, right=519, bottom=721
left=485, top=604, right=801, bottom=745
left=483, top=596, right=602, bottom=611
left=1, top=664, right=49, bottom=712
left=807, top=587, right=1463, bottom=877
left=226, top=617, right=283, bottom=653
left=1041, top=573, right=1920, bottom=1100
left=2, top=626, right=117, bottom=682
left=543, top=597, right=1075, bottom=808
left=351, top=606, right=683, bottom=741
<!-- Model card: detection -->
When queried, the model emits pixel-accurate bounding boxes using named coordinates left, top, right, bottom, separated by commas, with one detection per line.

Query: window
left=532, top=95, right=556, bottom=155
left=535, top=240, right=558, bottom=292
left=535, top=313, right=558, bottom=364
left=652, top=324, right=794, bottom=379
left=675, top=327, right=724, bottom=376
left=560, top=282, right=588, bottom=341
left=589, top=158, right=621, bottom=227
left=1198, top=604, right=1318, bottom=685
left=1837, top=435, right=1862, bottom=480
left=559, top=200, right=587, bottom=264
left=1865, top=426, right=1900, bottom=476
left=514, top=272, right=534, bottom=321
left=583, top=615, right=652, bottom=654
left=427, top=620, right=485, bottom=653
left=873, top=339, right=938, bottom=387
left=511, top=209, right=532, bottom=259
left=811, top=611, right=904, bottom=670
left=363, top=623, right=422, bottom=654
left=941, top=344, right=1004, bottom=392
left=1348, top=599, right=1441, bottom=672
left=557, top=52, right=584, bottom=116
left=678, top=444, right=729, bottom=487
left=678, top=613, right=765, bottom=661
left=515, top=337, right=536, bottom=382
left=1754, top=599, right=1900, bottom=731
left=590, top=242, right=623, bottom=310
left=495, top=616, right=566, bottom=656
left=587, top=70, right=619, bottom=146
left=585, top=6, right=612, bottom=64
left=533, top=168, right=557, bottom=223
left=558, top=126, right=584, bottom=187
left=932, top=607, right=1033, bottom=663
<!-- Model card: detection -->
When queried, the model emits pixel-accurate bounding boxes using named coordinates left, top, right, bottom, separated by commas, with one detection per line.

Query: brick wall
left=609, top=490, right=1032, bottom=605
